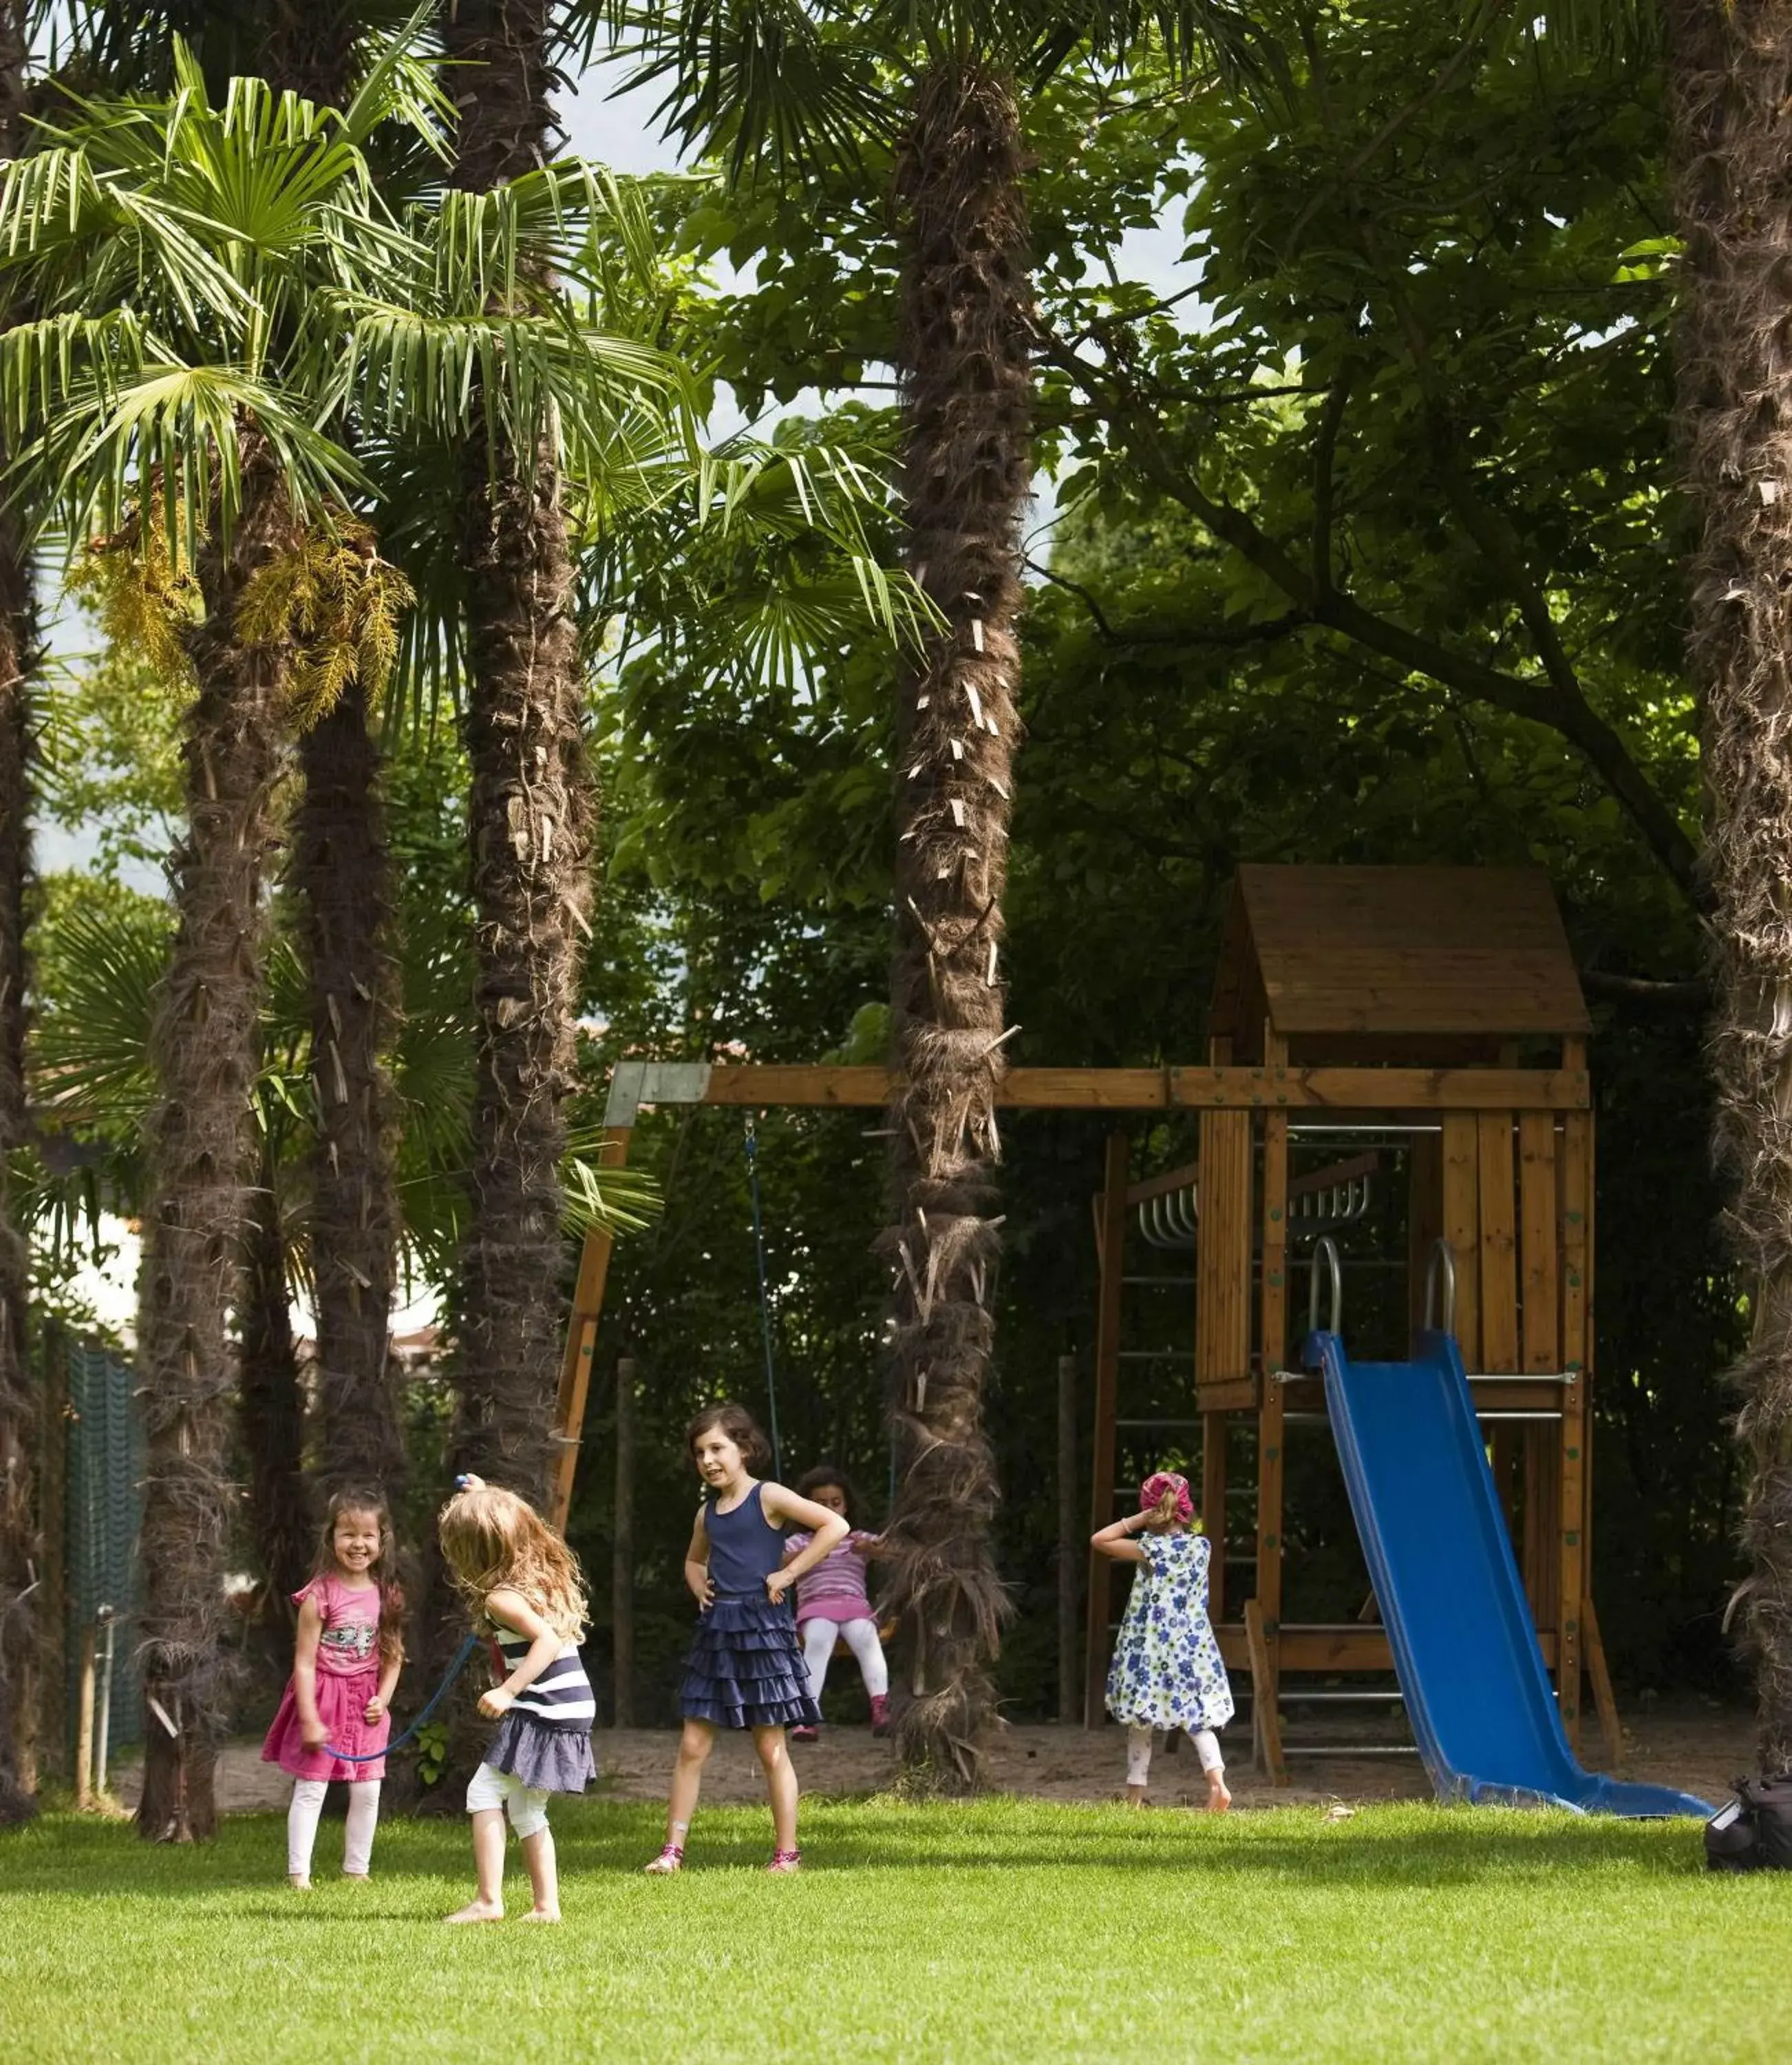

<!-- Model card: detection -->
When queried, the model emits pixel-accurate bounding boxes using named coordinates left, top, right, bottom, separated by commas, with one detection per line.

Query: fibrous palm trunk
left=441, top=0, right=590, bottom=1498
left=239, top=1145, right=311, bottom=1616
left=295, top=680, right=404, bottom=1501
left=0, top=0, right=36, bottom=1828
left=0, top=514, right=34, bottom=1825
left=877, top=61, right=1029, bottom=1790
left=135, top=449, right=295, bottom=1841
left=1672, top=0, right=1792, bottom=1773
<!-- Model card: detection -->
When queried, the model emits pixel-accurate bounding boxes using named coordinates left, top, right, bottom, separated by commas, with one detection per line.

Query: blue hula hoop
left=322, top=1631, right=482, bottom=1766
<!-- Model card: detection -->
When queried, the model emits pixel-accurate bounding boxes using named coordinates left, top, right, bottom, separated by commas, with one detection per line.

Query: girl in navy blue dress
left=645, top=1403, right=848, bottom=1874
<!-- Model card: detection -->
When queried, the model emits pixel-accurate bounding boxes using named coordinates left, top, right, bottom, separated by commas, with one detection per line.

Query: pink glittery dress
left=261, top=1574, right=391, bottom=1783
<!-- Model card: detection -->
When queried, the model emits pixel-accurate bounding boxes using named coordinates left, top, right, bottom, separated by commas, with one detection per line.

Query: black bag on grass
left=1704, top=1775, right=1792, bottom=1873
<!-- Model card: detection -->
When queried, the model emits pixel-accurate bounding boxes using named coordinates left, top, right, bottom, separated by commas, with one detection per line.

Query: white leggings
left=802, top=1616, right=889, bottom=1702
left=1127, top=1725, right=1222, bottom=1788
left=467, top=1760, right=550, bottom=1840
left=287, top=1779, right=381, bottom=1878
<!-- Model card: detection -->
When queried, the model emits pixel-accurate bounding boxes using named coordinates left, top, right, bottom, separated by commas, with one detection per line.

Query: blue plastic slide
left=1308, top=1323, right=1711, bottom=1816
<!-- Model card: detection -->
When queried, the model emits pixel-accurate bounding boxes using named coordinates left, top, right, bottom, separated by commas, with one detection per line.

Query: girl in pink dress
left=261, top=1490, right=405, bottom=1887
left=782, top=1465, right=888, bottom=1743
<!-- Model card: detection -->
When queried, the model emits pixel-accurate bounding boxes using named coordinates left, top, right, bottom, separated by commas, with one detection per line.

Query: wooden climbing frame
left=548, top=865, right=1623, bottom=1789
left=1081, top=866, right=1621, bottom=1779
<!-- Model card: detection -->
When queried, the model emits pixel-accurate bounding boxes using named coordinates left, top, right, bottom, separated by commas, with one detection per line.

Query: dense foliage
left=10, top=2, right=1757, bottom=1780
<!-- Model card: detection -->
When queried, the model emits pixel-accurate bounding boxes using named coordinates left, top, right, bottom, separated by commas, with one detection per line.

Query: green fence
left=54, top=1332, right=145, bottom=1764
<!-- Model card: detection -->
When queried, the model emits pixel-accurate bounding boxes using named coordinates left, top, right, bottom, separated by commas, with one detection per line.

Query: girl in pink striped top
left=782, top=1466, right=888, bottom=1741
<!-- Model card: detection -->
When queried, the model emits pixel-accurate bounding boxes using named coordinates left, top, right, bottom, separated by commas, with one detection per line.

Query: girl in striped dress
left=438, top=1476, right=597, bottom=1923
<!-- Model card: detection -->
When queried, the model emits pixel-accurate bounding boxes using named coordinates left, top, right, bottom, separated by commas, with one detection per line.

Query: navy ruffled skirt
left=680, top=1593, right=822, bottom=1729
left=487, top=1712, right=596, bottom=1794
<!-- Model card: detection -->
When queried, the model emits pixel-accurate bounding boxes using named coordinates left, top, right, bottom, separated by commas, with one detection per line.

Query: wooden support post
left=1255, top=1072, right=1288, bottom=1770
left=1203, top=1413, right=1228, bottom=1627
left=1557, top=1102, right=1592, bottom=1749
left=1244, top=1597, right=1286, bottom=1785
left=1407, top=1130, right=1444, bottom=1339
left=1058, top=1353, right=1079, bottom=1724
left=612, top=1354, right=636, bottom=1728
left=1084, top=1130, right=1130, bottom=1727
left=1583, top=1594, right=1621, bottom=1765
left=548, top=1125, right=632, bottom=1534
left=74, top=1624, right=95, bottom=1812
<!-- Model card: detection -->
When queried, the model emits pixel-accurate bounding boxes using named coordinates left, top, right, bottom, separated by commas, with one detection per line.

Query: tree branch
left=1311, top=372, right=1352, bottom=595
left=1040, top=335, right=1703, bottom=909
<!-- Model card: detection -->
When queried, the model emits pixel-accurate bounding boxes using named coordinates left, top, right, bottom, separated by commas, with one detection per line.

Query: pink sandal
left=644, top=1843, right=684, bottom=1875
left=767, top=1847, right=802, bottom=1874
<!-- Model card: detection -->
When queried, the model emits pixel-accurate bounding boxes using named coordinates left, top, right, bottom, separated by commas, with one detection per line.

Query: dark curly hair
left=796, top=1463, right=858, bottom=1513
left=685, top=1401, right=772, bottom=1474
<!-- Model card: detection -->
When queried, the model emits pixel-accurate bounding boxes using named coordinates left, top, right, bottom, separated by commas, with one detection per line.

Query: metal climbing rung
left=1136, top=1185, right=1197, bottom=1251
left=1277, top=1690, right=1405, bottom=1705
left=1279, top=1745, right=1420, bottom=1757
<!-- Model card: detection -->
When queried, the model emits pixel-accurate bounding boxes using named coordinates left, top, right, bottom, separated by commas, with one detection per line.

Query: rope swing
left=743, top=1113, right=786, bottom=1480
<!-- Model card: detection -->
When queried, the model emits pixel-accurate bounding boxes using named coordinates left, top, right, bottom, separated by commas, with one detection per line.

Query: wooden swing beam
left=548, top=1055, right=1587, bottom=1529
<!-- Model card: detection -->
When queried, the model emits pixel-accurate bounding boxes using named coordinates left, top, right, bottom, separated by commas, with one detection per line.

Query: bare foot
left=341, top=1873, right=368, bottom=1883
left=287, top=1874, right=311, bottom=1892
left=520, top=1907, right=562, bottom=1923
left=1124, top=1786, right=1148, bottom=1810
left=445, top=1899, right=504, bottom=1924
left=1204, top=1773, right=1232, bottom=1814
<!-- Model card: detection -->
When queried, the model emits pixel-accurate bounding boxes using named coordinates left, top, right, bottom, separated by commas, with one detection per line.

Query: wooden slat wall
left=1477, top=1116, right=1519, bottom=1373
left=1442, top=1114, right=1481, bottom=1364
left=1196, top=1110, right=1254, bottom=1383
left=1518, top=1112, right=1562, bottom=1638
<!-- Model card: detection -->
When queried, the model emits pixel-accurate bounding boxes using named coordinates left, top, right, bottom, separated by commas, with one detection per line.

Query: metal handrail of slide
left=1424, top=1236, right=1457, bottom=1336
left=1308, top=1235, right=1343, bottom=1339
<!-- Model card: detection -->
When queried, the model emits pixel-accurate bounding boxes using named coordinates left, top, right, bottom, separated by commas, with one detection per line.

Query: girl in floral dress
left=1094, top=1469, right=1233, bottom=1810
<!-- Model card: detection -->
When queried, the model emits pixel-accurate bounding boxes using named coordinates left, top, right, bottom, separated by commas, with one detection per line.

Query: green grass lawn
left=3, top=1797, right=1787, bottom=2063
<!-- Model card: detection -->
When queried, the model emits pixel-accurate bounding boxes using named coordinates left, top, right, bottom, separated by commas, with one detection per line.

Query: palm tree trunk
left=135, top=449, right=295, bottom=1841
left=240, top=1145, right=311, bottom=1618
left=0, top=0, right=36, bottom=1829
left=294, top=681, right=404, bottom=1500
left=877, top=61, right=1029, bottom=1790
left=0, top=512, right=35, bottom=1826
left=442, top=0, right=590, bottom=1498
left=1671, top=0, right=1792, bottom=1773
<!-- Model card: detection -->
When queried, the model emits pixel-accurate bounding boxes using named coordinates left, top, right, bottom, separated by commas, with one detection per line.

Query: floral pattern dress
left=1105, top=1529, right=1235, bottom=1732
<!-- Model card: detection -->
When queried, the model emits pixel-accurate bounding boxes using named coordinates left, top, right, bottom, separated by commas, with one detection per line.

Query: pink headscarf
left=1139, top=1470, right=1193, bottom=1525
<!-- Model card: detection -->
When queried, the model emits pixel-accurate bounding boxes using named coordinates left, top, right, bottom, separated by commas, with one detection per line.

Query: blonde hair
left=437, top=1483, right=588, bottom=1643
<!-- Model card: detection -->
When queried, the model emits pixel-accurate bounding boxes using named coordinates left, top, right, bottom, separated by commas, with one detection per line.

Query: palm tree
left=591, top=0, right=1265, bottom=1783
left=435, top=0, right=594, bottom=1502
left=1670, top=0, right=1792, bottom=1775
left=0, top=40, right=689, bottom=1832
left=0, top=0, right=41, bottom=1826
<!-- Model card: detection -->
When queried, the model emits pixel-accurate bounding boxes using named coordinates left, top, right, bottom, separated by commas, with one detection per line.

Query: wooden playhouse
left=1082, top=864, right=1617, bottom=1777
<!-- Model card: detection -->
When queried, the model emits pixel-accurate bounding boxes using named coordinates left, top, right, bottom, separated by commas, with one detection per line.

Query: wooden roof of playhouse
left=1209, top=865, right=1591, bottom=1059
